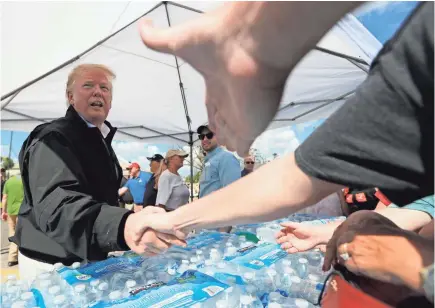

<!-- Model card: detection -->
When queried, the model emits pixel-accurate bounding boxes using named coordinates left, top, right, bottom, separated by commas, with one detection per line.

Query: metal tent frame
left=0, top=1, right=370, bottom=201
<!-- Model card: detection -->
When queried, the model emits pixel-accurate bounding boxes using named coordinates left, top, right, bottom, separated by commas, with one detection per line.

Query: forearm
left=317, top=219, right=346, bottom=244
left=170, top=153, right=342, bottom=231
left=225, top=1, right=362, bottom=70
left=376, top=208, right=432, bottom=231
left=2, top=196, right=7, bottom=212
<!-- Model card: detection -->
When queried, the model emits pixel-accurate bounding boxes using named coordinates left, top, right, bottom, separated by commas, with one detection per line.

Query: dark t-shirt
left=295, top=2, right=433, bottom=206
left=143, top=175, right=157, bottom=207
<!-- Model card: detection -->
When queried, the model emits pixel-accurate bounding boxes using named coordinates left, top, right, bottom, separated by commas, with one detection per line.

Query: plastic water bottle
left=90, top=279, right=101, bottom=293
left=196, top=249, right=205, bottom=262
left=280, top=298, right=313, bottom=308
left=296, top=258, right=308, bottom=278
left=5, top=286, right=20, bottom=305
left=96, top=281, right=109, bottom=301
left=53, top=294, right=67, bottom=308
left=20, top=291, right=37, bottom=306
left=287, top=276, right=302, bottom=297
left=133, top=270, right=146, bottom=284
left=269, top=291, right=284, bottom=304
left=177, top=259, right=190, bottom=274
left=243, top=272, right=258, bottom=290
left=268, top=303, right=282, bottom=308
left=109, top=290, right=122, bottom=301
left=210, top=248, right=222, bottom=262
left=256, top=227, right=276, bottom=243
left=298, top=280, right=324, bottom=304
left=307, top=274, right=321, bottom=283
left=71, top=262, right=81, bottom=269
left=260, top=268, right=279, bottom=292
left=5, top=274, right=17, bottom=288
left=240, top=295, right=255, bottom=308
left=306, top=252, right=322, bottom=267
left=73, top=283, right=88, bottom=306
left=224, top=246, right=238, bottom=258
left=123, top=279, right=137, bottom=298
left=280, top=267, right=297, bottom=293
left=11, top=300, right=27, bottom=308
left=46, top=285, right=61, bottom=304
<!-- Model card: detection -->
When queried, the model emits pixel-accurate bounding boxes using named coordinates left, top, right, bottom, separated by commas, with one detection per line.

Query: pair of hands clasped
left=123, top=207, right=187, bottom=256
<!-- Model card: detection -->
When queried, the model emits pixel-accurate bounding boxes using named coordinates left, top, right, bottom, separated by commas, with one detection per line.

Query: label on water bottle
left=213, top=273, right=245, bottom=286
left=89, top=270, right=229, bottom=308
left=172, top=231, right=233, bottom=252
left=58, top=256, right=141, bottom=285
left=224, top=243, right=287, bottom=270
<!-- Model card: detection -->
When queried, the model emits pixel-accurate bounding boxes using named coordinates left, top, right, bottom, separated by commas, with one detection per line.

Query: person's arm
left=1, top=193, right=6, bottom=212
left=1, top=187, right=8, bottom=221
left=376, top=207, right=432, bottom=232
left=118, top=187, right=129, bottom=196
left=218, top=154, right=241, bottom=188
left=27, top=133, right=133, bottom=259
left=155, top=173, right=172, bottom=208
left=165, top=153, right=342, bottom=232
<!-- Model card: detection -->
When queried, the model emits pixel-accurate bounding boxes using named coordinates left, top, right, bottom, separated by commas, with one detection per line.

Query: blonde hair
left=65, top=64, right=116, bottom=105
left=154, top=160, right=167, bottom=189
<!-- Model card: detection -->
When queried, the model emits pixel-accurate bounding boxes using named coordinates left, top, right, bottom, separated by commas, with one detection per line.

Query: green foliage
left=1, top=156, right=14, bottom=170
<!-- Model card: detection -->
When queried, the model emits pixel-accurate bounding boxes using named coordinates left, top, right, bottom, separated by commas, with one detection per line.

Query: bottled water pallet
left=1, top=214, right=338, bottom=308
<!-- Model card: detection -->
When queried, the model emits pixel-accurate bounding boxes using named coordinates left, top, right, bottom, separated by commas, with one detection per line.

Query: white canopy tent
left=1, top=1, right=381, bottom=197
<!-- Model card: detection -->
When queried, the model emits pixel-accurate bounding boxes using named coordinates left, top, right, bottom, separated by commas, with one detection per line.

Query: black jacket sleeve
left=27, top=132, right=131, bottom=260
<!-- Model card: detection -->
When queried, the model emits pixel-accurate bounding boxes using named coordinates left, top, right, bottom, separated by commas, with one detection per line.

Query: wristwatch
left=419, top=263, right=434, bottom=302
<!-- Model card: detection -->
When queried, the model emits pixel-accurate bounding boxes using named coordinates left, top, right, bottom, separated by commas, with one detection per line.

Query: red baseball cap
left=126, top=162, right=140, bottom=170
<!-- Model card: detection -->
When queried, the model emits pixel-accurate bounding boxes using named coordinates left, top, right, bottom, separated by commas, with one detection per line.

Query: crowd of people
left=3, top=1, right=433, bottom=307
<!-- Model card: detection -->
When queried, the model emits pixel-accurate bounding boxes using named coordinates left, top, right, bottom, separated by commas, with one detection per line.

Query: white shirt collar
left=78, top=113, right=110, bottom=138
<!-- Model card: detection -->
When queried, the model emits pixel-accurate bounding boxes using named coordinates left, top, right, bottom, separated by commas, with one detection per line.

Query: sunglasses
left=245, top=161, right=255, bottom=165
left=198, top=132, right=214, bottom=140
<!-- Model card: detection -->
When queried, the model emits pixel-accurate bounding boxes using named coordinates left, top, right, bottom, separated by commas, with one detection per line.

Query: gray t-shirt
left=156, top=170, right=190, bottom=210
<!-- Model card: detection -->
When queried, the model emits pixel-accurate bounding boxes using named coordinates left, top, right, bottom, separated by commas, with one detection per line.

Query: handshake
left=123, top=207, right=188, bottom=256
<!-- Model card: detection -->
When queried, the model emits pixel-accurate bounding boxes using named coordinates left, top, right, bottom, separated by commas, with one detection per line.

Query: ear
left=67, top=91, right=74, bottom=105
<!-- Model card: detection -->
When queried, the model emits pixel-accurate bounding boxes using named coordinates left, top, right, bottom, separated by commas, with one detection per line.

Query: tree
left=185, top=171, right=202, bottom=184
left=179, top=145, right=206, bottom=173
left=1, top=156, right=14, bottom=170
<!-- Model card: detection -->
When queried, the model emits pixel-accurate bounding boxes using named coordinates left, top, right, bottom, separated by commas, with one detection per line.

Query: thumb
left=138, top=18, right=184, bottom=54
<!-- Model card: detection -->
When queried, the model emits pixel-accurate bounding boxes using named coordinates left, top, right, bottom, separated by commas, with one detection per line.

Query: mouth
left=90, top=101, right=104, bottom=108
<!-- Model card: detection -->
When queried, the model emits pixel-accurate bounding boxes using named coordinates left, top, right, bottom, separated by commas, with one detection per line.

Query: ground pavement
left=1, top=220, right=18, bottom=282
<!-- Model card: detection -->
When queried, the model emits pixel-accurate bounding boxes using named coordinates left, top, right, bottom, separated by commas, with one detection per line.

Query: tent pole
left=164, top=1, right=195, bottom=201
left=189, top=132, right=194, bottom=202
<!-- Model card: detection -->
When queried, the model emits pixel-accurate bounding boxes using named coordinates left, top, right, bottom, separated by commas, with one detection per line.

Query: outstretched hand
left=138, top=3, right=292, bottom=156
left=276, top=221, right=325, bottom=253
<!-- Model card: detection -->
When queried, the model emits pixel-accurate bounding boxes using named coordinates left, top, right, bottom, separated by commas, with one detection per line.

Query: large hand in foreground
left=138, top=3, right=292, bottom=156
left=324, top=211, right=434, bottom=291
left=124, top=207, right=187, bottom=256
left=276, top=221, right=325, bottom=253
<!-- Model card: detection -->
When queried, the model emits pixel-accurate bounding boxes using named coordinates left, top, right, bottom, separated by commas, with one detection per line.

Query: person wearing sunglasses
left=241, top=156, right=255, bottom=177
left=197, top=125, right=240, bottom=231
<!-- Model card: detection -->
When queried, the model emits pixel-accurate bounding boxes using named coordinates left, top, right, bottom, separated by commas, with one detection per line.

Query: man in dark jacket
left=11, top=64, right=184, bottom=282
left=143, top=154, right=164, bottom=207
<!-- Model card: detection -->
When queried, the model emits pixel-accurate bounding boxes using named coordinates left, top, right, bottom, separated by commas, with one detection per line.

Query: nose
left=92, top=86, right=103, bottom=97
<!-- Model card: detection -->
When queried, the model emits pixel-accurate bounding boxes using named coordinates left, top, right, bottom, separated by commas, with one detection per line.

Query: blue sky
left=1, top=1, right=419, bottom=175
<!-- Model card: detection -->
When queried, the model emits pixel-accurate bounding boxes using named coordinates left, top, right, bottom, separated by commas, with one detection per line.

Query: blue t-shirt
left=124, top=171, right=152, bottom=204
left=199, top=147, right=241, bottom=198
left=389, top=195, right=434, bottom=217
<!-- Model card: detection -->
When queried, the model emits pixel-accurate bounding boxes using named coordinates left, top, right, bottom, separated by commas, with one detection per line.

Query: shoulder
left=218, top=149, right=239, bottom=164
left=141, top=171, right=152, bottom=179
